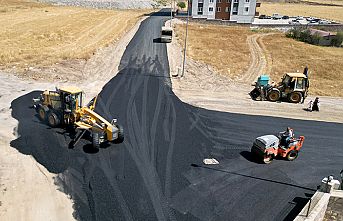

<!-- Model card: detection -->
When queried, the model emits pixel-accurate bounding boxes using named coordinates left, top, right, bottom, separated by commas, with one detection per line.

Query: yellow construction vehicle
left=250, top=70, right=310, bottom=103
left=32, top=86, right=124, bottom=148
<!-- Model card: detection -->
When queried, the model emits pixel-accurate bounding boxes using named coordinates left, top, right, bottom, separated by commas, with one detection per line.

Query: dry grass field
left=0, top=0, right=149, bottom=69
left=301, top=0, right=343, bottom=6
left=175, top=24, right=254, bottom=78
left=257, top=2, right=343, bottom=22
left=263, top=33, right=343, bottom=97
left=176, top=24, right=343, bottom=97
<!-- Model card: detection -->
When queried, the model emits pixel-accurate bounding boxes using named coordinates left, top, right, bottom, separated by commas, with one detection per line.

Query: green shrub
left=310, top=33, right=322, bottom=45
left=331, top=32, right=343, bottom=47
left=177, top=1, right=186, bottom=9
left=299, top=29, right=312, bottom=43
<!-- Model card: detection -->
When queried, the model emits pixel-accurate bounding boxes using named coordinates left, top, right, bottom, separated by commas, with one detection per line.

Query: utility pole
left=170, top=0, right=173, bottom=27
left=181, top=0, right=190, bottom=78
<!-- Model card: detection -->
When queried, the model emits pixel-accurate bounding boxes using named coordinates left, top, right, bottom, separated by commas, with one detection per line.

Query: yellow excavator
left=32, top=86, right=124, bottom=148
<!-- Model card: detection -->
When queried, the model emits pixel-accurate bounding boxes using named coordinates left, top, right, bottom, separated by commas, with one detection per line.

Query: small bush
left=286, top=28, right=327, bottom=46
left=177, top=2, right=186, bottom=9
left=311, top=33, right=322, bottom=45
left=331, top=32, right=343, bottom=47
left=299, top=29, right=312, bottom=43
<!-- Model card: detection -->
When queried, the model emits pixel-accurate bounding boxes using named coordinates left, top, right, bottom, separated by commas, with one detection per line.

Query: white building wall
left=230, top=0, right=256, bottom=23
left=191, top=0, right=256, bottom=23
left=191, top=0, right=216, bottom=19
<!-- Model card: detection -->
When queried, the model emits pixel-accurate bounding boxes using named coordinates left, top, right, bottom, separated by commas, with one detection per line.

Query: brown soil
left=168, top=19, right=343, bottom=124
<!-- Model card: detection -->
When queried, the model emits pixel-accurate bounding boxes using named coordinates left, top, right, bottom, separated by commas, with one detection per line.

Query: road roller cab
left=251, top=134, right=305, bottom=164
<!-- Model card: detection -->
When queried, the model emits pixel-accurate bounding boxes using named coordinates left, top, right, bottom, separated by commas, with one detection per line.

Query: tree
left=299, top=29, right=312, bottom=43
left=310, top=33, right=322, bottom=45
left=177, top=1, right=186, bottom=9
left=331, top=32, right=343, bottom=47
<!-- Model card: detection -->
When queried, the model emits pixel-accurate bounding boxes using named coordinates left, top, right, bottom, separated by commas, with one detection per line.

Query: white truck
left=160, top=26, right=172, bottom=43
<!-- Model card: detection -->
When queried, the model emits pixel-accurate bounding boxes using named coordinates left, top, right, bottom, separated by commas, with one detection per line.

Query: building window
left=198, top=7, right=203, bottom=15
left=217, top=7, right=221, bottom=12
left=210, top=0, right=214, bottom=2
left=227, top=0, right=230, bottom=2
left=244, top=7, right=249, bottom=12
left=217, top=0, right=222, bottom=3
left=209, top=7, right=213, bottom=12
left=234, top=0, right=238, bottom=3
left=225, top=7, right=229, bottom=12
left=245, top=0, right=250, bottom=2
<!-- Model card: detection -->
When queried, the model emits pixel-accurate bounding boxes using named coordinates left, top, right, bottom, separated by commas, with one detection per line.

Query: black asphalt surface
left=10, top=10, right=343, bottom=221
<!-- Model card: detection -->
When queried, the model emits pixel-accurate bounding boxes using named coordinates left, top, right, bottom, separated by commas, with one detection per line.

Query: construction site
left=0, top=0, right=342, bottom=220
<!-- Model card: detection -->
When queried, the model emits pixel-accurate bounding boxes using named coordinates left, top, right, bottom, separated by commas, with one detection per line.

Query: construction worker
left=308, top=100, right=313, bottom=111
left=281, top=127, right=294, bottom=148
left=312, top=97, right=320, bottom=111
left=301, top=66, right=309, bottom=103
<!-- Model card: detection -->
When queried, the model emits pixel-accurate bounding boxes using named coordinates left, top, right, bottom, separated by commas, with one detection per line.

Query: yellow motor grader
left=33, top=86, right=124, bottom=148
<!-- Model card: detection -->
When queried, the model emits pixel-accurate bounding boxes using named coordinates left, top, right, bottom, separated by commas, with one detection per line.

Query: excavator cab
left=281, top=73, right=307, bottom=92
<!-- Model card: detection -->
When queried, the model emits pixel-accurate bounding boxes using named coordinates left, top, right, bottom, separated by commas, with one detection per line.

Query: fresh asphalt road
left=10, top=10, right=343, bottom=221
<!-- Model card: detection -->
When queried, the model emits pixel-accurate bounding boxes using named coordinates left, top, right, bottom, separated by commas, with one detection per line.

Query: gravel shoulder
left=167, top=19, right=343, bottom=124
left=0, top=16, right=146, bottom=220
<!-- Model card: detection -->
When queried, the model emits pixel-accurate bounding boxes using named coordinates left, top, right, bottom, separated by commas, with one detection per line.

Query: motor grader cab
left=33, top=87, right=84, bottom=126
left=268, top=73, right=309, bottom=103
left=33, top=87, right=124, bottom=149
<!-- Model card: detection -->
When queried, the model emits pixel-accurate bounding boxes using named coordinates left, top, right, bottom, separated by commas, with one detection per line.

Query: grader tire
left=288, top=92, right=302, bottom=103
left=267, top=90, right=280, bottom=102
left=47, top=112, right=60, bottom=127
left=286, top=150, right=298, bottom=161
left=92, top=132, right=100, bottom=149
left=115, top=124, right=124, bottom=143
left=37, top=106, right=47, bottom=121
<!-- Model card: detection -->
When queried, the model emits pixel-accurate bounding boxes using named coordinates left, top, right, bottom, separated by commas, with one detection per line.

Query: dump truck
left=160, top=26, right=173, bottom=43
left=250, top=69, right=310, bottom=103
left=251, top=132, right=305, bottom=164
left=33, top=86, right=124, bottom=148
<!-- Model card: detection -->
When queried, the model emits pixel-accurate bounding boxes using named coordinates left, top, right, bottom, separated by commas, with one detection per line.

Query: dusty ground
left=174, top=23, right=343, bottom=97
left=175, top=24, right=254, bottom=78
left=257, top=2, right=343, bottom=22
left=168, top=19, right=343, bottom=124
left=0, top=0, right=149, bottom=78
left=263, top=33, right=343, bottom=97
left=0, top=15, right=145, bottom=220
left=301, top=0, right=343, bottom=6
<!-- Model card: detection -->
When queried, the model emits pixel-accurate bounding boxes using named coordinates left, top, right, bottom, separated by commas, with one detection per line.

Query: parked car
left=319, top=20, right=331, bottom=24
left=272, top=13, right=282, bottom=20
left=259, top=14, right=267, bottom=19
left=306, top=17, right=316, bottom=21
left=282, top=15, right=289, bottom=19
left=296, top=16, right=304, bottom=20
left=289, top=20, right=301, bottom=25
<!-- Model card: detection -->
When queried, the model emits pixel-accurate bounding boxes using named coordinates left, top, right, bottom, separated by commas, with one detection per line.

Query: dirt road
left=238, top=33, right=274, bottom=84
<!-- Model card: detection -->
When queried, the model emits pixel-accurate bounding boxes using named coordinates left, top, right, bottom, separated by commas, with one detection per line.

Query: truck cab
left=160, top=26, right=173, bottom=43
